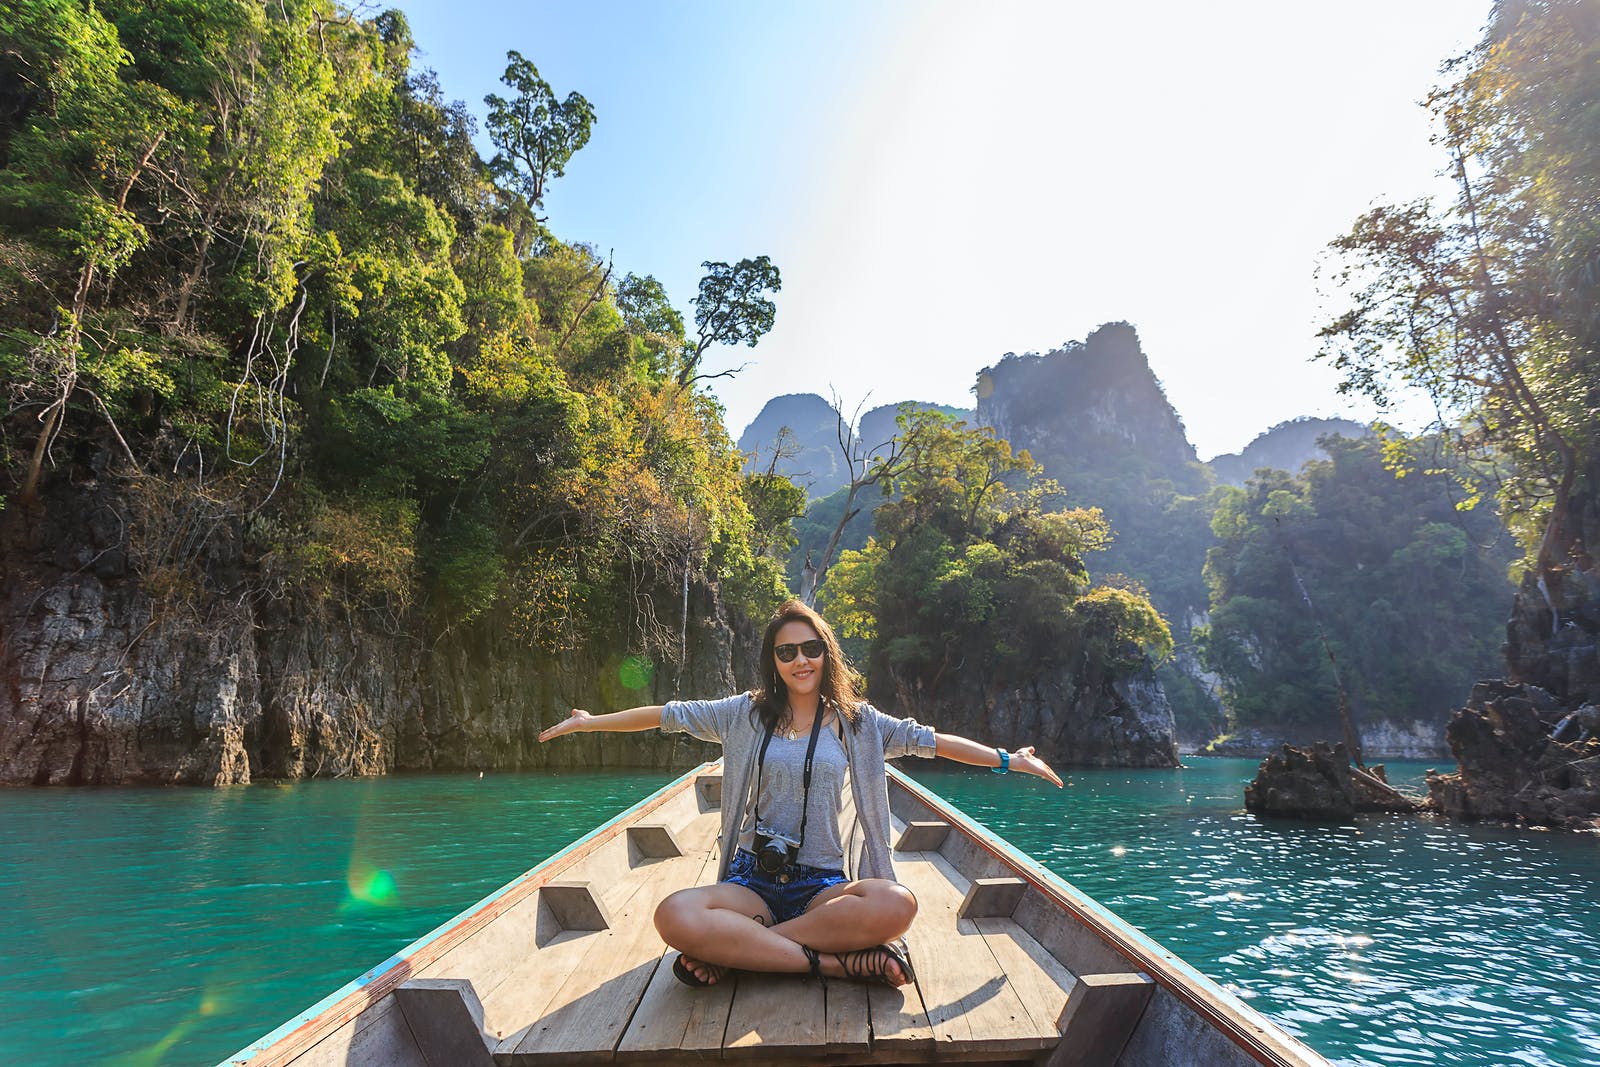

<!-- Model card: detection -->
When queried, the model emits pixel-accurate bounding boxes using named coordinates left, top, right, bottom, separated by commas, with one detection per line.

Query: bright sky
left=396, top=0, right=1492, bottom=459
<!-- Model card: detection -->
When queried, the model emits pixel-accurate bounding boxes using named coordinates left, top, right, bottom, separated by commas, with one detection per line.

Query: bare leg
left=655, top=878, right=917, bottom=986
left=655, top=883, right=808, bottom=983
left=771, top=878, right=916, bottom=954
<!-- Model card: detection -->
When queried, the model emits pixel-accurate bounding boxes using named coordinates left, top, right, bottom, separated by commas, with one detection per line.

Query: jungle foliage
left=820, top=410, right=1172, bottom=704
left=1317, top=0, right=1600, bottom=581
left=0, top=1, right=789, bottom=658
left=1200, top=435, right=1517, bottom=730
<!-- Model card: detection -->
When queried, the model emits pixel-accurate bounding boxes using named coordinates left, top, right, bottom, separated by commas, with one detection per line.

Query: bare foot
left=674, top=953, right=728, bottom=986
left=830, top=943, right=914, bottom=987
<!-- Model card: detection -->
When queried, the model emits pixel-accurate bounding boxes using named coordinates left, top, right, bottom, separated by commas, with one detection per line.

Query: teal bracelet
left=992, top=748, right=1009, bottom=774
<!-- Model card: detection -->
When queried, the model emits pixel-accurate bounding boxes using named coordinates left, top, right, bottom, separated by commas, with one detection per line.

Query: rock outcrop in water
left=1245, top=742, right=1424, bottom=820
left=0, top=477, right=741, bottom=786
left=1427, top=459, right=1600, bottom=830
left=1426, top=681, right=1600, bottom=830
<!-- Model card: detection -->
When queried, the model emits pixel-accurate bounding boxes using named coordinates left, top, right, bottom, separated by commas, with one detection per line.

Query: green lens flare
left=346, top=862, right=398, bottom=906
left=619, top=655, right=655, bottom=689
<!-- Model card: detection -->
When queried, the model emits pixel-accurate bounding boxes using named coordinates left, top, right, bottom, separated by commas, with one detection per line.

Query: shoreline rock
left=1426, top=680, right=1600, bottom=830
left=1245, top=742, right=1427, bottom=821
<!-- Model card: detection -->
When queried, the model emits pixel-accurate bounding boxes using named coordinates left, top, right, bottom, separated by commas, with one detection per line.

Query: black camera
left=753, top=826, right=801, bottom=874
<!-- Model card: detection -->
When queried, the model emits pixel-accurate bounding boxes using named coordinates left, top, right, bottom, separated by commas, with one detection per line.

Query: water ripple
left=910, top=760, right=1600, bottom=1067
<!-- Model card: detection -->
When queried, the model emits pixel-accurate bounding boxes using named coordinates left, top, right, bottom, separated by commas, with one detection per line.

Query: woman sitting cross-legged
left=537, top=598, right=1062, bottom=987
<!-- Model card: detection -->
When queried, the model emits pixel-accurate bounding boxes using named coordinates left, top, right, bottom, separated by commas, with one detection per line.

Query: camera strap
left=753, top=704, right=826, bottom=852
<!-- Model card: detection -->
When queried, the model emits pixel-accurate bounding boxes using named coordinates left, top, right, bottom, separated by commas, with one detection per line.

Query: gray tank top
left=737, top=719, right=848, bottom=871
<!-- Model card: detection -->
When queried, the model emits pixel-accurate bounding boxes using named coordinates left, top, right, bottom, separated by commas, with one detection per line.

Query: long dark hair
left=751, top=599, right=862, bottom=732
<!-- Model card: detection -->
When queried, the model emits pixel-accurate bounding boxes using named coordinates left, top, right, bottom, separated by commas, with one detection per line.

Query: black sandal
left=671, top=952, right=728, bottom=988
left=836, top=940, right=915, bottom=987
left=800, top=944, right=827, bottom=987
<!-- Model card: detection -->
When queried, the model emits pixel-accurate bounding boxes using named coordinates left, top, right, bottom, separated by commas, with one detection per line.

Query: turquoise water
left=0, top=761, right=1596, bottom=1066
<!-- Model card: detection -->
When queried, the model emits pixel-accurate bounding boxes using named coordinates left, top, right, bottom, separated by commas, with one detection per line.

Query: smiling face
left=773, top=619, right=825, bottom=702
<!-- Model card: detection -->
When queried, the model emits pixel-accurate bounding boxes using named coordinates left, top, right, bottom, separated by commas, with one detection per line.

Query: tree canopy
left=1317, top=0, right=1600, bottom=582
left=1200, top=435, right=1516, bottom=731
left=821, top=410, right=1170, bottom=704
left=0, top=1, right=787, bottom=667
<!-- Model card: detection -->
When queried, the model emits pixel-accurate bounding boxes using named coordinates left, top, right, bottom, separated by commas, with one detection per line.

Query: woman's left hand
left=1011, top=745, right=1063, bottom=787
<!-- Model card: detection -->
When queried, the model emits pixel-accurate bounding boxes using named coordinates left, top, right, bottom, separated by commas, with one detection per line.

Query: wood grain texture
left=541, top=882, right=611, bottom=932
left=393, top=980, right=494, bottom=1067
left=1042, top=971, right=1155, bottom=1067
left=894, top=821, right=951, bottom=852
left=628, top=824, right=684, bottom=859
left=958, top=878, right=1028, bottom=920
left=721, top=970, right=827, bottom=1059
left=505, top=852, right=710, bottom=1062
left=892, top=852, right=1048, bottom=1055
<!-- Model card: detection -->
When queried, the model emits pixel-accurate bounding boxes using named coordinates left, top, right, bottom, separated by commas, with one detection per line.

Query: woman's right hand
left=538, top=708, right=593, bottom=743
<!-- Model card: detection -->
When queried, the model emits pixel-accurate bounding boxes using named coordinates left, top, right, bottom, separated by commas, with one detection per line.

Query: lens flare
left=109, top=984, right=233, bottom=1066
left=345, top=861, right=398, bottom=907
left=619, top=655, right=655, bottom=690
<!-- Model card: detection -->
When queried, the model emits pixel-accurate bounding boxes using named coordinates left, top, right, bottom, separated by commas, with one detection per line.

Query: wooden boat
left=222, top=762, right=1332, bottom=1066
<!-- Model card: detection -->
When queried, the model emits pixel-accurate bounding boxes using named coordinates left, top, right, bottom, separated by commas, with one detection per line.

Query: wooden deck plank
left=498, top=851, right=711, bottom=1063
left=867, top=819, right=937, bottom=1057
left=893, top=852, right=1054, bottom=1055
left=721, top=970, right=828, bottom=1059
left=825, top=976, right=871, bottom=1056
left=612, top=850, right=732, bottom=1060
left=477, top=853, right=670, bottom=1044
left=972, top=916, right=1078, bottom=1043
left=865, top=977, right=936, bottom=1059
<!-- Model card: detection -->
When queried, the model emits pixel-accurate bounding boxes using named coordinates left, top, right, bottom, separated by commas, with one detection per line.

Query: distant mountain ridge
left=1207, top=417, right=1370, bottom=487
left=737, top=395, right=971, bottom=497
left=974, top=322, right=1210, bottom=616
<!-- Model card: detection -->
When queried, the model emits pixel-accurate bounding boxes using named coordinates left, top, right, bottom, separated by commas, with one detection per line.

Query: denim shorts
left=723, top=848, right=849, bottom=923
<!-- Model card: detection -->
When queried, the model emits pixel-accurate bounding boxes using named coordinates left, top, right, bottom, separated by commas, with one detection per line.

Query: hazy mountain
left=1207, top=417, right=1371, bottom=487
left=736, top=393, right=848, bottom=494
left=976, top=322, right=1210, bottom=618
left=738, top=395, right=972, bottom=498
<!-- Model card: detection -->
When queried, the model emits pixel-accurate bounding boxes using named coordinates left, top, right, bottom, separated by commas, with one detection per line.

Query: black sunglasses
left=774, top=639, right=826, bottom=663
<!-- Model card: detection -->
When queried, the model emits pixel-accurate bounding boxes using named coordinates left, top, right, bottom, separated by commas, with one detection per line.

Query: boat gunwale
left=888, top=765, right=1328, bottom=1067
left=218, top=761, right=717, bottom=1067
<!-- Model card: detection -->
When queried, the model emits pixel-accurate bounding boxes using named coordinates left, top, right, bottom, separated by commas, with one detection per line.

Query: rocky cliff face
left=1426, top=681, right=1600, bottom=829
left=884, top=663, right=1179, bottom=769
left=1201, top=719, right=1449, bottom=760
left=1429, top=464, right=1600, bottom=827
left=0, top=476, right=747, bottom=786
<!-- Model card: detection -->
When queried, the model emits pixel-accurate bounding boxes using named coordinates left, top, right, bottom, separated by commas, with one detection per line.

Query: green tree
left=483, top=50, right=595, bottom=214
left=678, top=256, right=782, bottom=386
left=821, top=410, right=1164, bottom=704
left=1317, top=0, right=1600, bottom=591
left=1200, top=435, right=1516, bottom=732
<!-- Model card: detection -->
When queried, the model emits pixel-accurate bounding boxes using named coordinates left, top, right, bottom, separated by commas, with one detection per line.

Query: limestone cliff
left=973, top=322, right=1216, bottom=739
left=1428, top=462, right=1600, bottom=827
left=0, top=474, right=748, bottom=786
left=883, top=662, right=1179, bottom=769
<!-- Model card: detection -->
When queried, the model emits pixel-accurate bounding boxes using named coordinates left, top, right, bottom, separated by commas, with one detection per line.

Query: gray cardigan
left=660, top=693, right=938, bottom=882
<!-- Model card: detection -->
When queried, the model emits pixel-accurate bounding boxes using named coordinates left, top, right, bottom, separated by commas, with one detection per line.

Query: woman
left=538, top=599, right=1061, bottom=988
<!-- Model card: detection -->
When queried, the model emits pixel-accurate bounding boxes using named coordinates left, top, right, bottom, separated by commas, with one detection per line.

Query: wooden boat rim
left=219, top=762, right=717, bottom=1066
left=223, top=760, right=1325, bottom=1067
left=889, top=765, right=1324, bottom=1067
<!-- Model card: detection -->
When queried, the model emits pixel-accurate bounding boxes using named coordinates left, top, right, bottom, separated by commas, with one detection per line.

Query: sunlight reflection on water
left=909, top=759, right=1600, bottom=1067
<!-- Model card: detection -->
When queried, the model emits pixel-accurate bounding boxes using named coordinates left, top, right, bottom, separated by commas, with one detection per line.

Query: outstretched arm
left=538, top=705, right=664, bottom=743
left=934, top=732, right=1063, bottom=787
